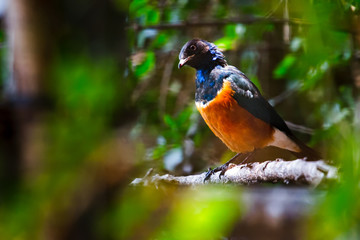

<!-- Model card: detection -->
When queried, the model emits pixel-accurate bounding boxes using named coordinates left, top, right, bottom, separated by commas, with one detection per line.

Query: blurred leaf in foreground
left=155, top=186, right=242, bottom=240
left=308, top=123, right=360, bottom=239
left=99, top=185, right=243, bottom=240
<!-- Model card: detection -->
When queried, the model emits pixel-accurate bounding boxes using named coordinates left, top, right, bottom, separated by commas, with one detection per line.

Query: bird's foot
left=219, top=163, right=237, bottom=178
left=203, top=152, right=246, bottom=182
left=204, top=164, right=232, bottom=182
left=204, top=168, right=215, bottom=182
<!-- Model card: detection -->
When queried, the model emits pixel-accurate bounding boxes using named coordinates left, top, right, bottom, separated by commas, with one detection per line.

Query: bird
left=178, top=39, right=321, bottom=180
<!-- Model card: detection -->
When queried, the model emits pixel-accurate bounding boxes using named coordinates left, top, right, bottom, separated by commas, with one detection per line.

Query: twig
left=285, top=121, right=314, bottom=135
left=268, top=83, right=302, bottom=106
left=129, top=17, right=312, bottom=31
left=268, top=84, right=314, bottom=135
left=129, top=16, right=360, bottom=35
left=283, top=0, right=290, bottom=44
left=131, top=159, right=337, bottom=187
left=264, top=0, right=284, bottom=18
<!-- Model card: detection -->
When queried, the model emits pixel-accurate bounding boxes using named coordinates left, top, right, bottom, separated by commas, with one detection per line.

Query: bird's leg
left=218, top=150, right=256, bottom=177
left=204, top=150, right=258, bottom=181
left=239, top=150, right=256, bottom=165
left=204, top=153, right=242, bottom=181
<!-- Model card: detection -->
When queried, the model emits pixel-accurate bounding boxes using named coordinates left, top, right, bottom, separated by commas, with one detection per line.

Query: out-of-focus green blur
left=0, top=0, right=359, bottom=239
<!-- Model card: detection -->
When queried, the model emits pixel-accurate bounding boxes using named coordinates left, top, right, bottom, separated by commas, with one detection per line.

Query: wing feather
left=222, top=66, right=293, bottom=136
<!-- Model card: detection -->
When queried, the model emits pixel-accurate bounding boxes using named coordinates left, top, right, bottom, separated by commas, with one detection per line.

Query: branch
left=131, top=159, right=337, bottom=186
left=284, top=121, right=314, bottom=135
left=129, top=17, right=312, bottom=31
left=129, top=16, right=358, bottom=35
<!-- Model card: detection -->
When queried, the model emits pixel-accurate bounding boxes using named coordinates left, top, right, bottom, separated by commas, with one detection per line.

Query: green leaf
left=215, top=24, right=245, bottom=51
left=156, top=186, right=243, bottom=240
left=134, top=51, right=155, bottom=78
left=273, top=55, right=296, bottom=78
left=145, top=8, right=160, bottom=25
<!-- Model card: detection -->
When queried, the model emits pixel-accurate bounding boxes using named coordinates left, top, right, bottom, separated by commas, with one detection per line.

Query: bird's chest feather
left=196, top=80, right=274, bottom=153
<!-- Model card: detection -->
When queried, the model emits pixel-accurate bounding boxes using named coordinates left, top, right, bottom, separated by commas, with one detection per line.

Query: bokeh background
left=0, top=0, right=359, bottom=239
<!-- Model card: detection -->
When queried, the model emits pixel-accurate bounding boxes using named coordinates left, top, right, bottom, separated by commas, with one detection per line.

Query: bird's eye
left=190, top=45, right=197, bottom=51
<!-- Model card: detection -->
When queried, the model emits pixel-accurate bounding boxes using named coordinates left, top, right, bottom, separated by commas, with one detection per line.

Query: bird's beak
left=178, top=55, right=194, bottom=69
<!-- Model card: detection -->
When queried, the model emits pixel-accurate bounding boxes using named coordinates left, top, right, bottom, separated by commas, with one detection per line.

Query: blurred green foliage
left=130, top=0, right=160, bottom=25
left=309, top=124, right=360, bottom=239
left=133, top=51, right=156, bottom=78
left=156, top=186, right=242, bottom=239
left=0, top=56, right=120, bottom=239
left=215, top=24, right=244, bottom=50
left=162, top=105, right=195, bottom=146
left=99, top=185, right=242, bottom=240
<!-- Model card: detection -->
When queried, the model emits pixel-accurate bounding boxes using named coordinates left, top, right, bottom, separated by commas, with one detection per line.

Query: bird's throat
left=196, top=69, right=210, bottom=85
left=195, top=66, right=224, bottom=104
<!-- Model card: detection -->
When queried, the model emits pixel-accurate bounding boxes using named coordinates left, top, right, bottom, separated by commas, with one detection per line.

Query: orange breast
left=197, top=81, right=274, bottom=153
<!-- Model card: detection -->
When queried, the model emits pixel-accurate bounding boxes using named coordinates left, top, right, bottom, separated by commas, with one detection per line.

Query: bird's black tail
left=289, top=135, right=322, bottom=161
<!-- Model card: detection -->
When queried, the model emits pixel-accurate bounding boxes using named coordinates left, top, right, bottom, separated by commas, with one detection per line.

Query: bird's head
left=178, top=39, right=227, bottom=70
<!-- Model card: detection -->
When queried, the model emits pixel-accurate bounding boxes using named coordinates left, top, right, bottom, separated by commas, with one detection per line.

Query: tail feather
left=290, top=136, right=322, bottom=161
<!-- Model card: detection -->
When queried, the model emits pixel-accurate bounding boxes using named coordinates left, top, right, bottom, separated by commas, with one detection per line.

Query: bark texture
left=132, top=159, right=337, bottom=186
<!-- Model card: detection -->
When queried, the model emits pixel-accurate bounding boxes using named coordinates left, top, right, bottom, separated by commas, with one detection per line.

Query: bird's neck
left=196, top=68, right=211, bottom=85
left=195, top=62, right=225, bottom=84
left=195, top=65, right=224, bottom=104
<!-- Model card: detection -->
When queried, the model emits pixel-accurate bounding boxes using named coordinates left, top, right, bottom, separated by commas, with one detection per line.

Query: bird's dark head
left=178, top=39, right=227, bottom=70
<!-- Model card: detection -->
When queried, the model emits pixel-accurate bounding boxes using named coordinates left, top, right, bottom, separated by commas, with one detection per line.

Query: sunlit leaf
left=133, top=51, right=156, bottom=78
left=273, top=55, right=296, bottom=78
left=155, top=186, right=243, bottom=239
